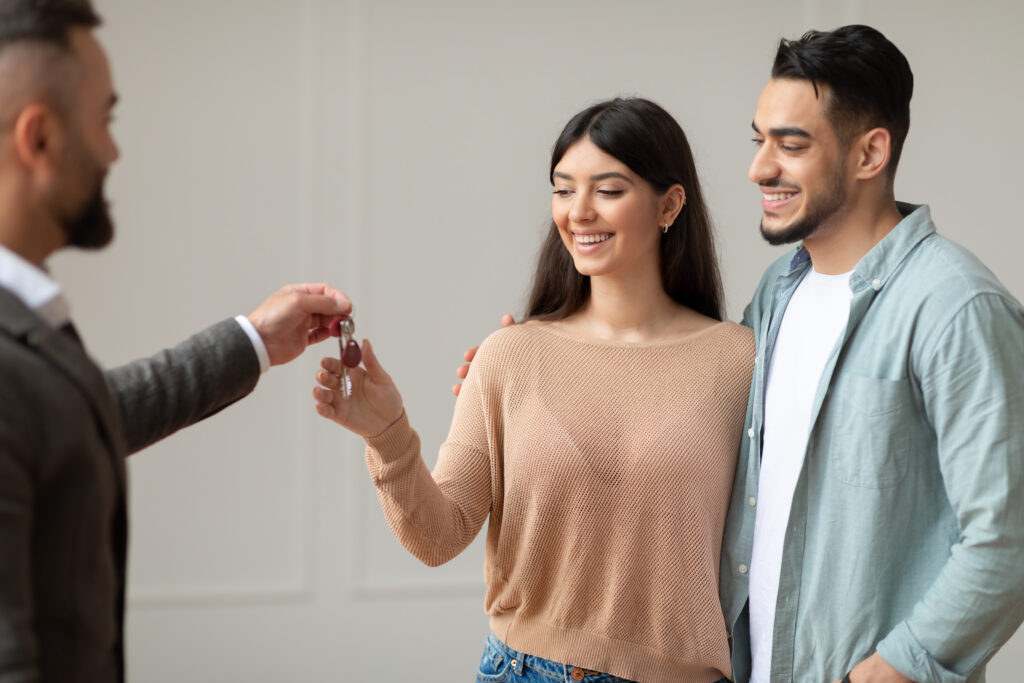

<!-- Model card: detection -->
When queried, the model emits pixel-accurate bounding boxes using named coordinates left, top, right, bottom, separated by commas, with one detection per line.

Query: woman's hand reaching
left=313, top=339, right=404, bottom=437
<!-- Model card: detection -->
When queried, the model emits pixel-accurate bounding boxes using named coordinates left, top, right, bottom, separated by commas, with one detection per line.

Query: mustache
left=759, top=179, right=800, bottom=191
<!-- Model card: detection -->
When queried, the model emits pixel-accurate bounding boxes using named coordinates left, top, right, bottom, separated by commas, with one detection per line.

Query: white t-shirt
left=749, top=267, right=853, bottom=683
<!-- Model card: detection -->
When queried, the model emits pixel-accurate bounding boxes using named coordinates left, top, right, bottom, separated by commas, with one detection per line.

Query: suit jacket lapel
left=0, top=286, right=128, bottom=476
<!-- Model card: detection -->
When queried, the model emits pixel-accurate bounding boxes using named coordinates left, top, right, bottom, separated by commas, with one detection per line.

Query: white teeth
left=764, top=192, right=796, bottom=201
left=575, top=233, right=611, bottom=244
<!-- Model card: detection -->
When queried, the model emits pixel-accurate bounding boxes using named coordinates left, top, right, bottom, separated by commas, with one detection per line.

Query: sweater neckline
left=522, top=318, right=732, bottom=349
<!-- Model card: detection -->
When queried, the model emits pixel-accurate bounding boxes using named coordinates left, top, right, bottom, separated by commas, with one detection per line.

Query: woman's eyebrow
left=552, top=171, right=633, bottom=183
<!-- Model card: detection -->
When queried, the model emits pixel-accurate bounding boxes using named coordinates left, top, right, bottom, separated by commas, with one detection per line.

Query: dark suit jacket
left=0, top=286, right=261, bottom=682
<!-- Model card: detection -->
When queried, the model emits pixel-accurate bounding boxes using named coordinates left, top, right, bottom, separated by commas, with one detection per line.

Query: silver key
left=338, top=318, right=355, bottom=398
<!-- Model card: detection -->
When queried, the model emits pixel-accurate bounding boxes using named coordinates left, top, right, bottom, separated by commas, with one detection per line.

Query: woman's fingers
left=321, top=343, right=386, bottom=384
left=320, top=356, right=344, bottom=373
left=313, top=342, right=403, bottom=437
left=313, top=384, right=343, bottom=408
left=314, top=395, right=336, bottom=419
left=317, top=367, right=341, bottom=389
left=359, top=339, right=390, bottom=383
left=312, top=383, right=338, bottom=418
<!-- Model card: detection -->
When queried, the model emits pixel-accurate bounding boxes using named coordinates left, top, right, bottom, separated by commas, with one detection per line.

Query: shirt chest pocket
left=824, top=374, right=913, bottom=489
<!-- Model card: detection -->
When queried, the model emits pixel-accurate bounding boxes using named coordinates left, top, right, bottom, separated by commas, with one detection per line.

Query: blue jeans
left=475, top=633, right=731, bottom=683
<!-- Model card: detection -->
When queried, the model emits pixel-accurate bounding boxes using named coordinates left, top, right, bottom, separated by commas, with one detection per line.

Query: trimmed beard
left=63, top=181, right=114, bottom=249
left=759, top=162, right=847, bottom=246
left=50, top=125, right=116, bottom=250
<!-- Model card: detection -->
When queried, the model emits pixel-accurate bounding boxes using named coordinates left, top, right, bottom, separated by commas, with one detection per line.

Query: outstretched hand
left=313, top=339, right=404, bottom=438
left=452, top=313, right=515, bottom=396
left=247, top=283, right=352, bottom=366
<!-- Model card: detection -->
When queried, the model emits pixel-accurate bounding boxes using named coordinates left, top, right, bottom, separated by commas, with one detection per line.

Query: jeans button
left=571, top=667, right=585, bottom=681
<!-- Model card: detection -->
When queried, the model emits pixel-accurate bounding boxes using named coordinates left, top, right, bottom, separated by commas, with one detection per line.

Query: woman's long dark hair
left=526, top=97, right=723, bottom=322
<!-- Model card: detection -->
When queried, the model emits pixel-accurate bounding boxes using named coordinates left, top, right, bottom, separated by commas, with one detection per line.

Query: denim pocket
left=827, top=374, right=912, bottom=488
left=476, top=636, right=512, bottom=682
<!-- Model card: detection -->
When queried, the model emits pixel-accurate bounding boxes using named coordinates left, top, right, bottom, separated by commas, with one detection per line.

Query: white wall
left=49, top=0, right=1024, bottom=680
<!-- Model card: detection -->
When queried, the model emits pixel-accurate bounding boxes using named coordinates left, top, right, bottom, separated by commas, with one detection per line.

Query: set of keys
left=338, top=317, right=362, bottom=399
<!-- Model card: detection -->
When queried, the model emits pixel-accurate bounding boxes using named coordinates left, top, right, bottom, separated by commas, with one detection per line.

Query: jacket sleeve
left=103, top=318, right=261, bottom=455
left=877, top=293, right=1024, bottom=681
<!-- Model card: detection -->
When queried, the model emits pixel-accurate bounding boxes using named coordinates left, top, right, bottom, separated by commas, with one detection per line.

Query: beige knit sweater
left=365, top=320, right=754, bottom=683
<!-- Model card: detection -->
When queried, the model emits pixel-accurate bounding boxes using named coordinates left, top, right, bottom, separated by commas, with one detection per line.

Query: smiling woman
left=313, top=97, right=754, bottom=683
left=530, top=98, right=723, bottom=328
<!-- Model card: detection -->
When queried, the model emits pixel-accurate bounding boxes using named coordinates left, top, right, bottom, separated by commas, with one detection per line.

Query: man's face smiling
left=749, top=78, right=850, bottom=246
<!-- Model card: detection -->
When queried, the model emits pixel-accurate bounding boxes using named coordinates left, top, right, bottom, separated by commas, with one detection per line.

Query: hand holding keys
left=314, top=319, right=404, bottom=436
left=338, top=317, right=362, bottom=398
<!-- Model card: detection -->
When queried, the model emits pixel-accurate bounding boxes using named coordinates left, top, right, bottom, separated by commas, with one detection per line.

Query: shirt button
left=571, top=667, right=585, bottom=681
left=739, top=564, right=749, bottom=574
left=748, top=496, right=757, bottom=507
left=748, top=428, right=755, bottom=438
left=872, top=278, right=882, bottom=289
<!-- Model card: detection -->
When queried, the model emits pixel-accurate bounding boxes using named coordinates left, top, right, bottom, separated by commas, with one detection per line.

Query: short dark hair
left=772, top=24, right=913, bottom=174
left=0, top=0, right=102, bottom=51
left=527, top=97, right=724, bottom=322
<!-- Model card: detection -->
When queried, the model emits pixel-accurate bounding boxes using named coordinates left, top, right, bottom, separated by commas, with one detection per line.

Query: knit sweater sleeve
left=363, top=336, right=500, bottom=567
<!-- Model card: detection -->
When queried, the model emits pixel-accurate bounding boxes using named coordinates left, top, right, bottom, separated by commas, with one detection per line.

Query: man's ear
left=12, top=103, right=62, bottom=180
left=853, top=126, right=891, bottom=181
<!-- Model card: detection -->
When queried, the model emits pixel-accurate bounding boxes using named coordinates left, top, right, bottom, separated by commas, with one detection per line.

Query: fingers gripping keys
left=338, top=317, right=362, bottom=398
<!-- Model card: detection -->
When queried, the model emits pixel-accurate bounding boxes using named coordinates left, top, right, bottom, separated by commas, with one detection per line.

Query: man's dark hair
left=772, top=24, right=913, bottom=175
left=0, top=0, right=101, bottom=51
left=0, top=0, right=102, bottom=124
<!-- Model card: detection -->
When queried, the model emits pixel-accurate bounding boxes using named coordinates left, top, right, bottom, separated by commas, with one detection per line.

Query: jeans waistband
left=485, top=633, right=635, bottom=682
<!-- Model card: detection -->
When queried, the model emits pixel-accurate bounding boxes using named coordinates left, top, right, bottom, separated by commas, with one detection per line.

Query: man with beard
left=456, top=23, right=1024, bottom=683
left=0, top=1, right=350, bottom=681
left=719, top=25, right=1024, bottom=683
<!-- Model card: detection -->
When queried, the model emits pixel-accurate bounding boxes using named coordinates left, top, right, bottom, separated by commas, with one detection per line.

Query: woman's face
left=551, top=138, right=668, bottom=281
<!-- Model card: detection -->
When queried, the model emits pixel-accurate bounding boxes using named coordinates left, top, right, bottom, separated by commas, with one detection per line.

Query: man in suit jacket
left=0, top=1, right=351, bottom=680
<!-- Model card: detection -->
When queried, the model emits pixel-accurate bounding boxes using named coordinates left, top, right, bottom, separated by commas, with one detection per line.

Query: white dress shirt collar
left=0, top=244, right=70, bottom=328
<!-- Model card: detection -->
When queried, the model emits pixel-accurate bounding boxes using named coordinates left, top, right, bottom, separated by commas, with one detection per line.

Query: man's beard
left=51, top=130, right=116, bottom=250
left=63, top=181, right=114, bottom=249
left=759, top=164, right=847, bottom=246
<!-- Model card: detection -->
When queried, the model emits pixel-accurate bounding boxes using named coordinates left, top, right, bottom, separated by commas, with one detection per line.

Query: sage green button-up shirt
left=721, top=204, right=1024, bottom=682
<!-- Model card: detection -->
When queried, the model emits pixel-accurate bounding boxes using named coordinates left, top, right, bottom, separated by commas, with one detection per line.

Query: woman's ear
left=660, top=184, right=686, bottom=227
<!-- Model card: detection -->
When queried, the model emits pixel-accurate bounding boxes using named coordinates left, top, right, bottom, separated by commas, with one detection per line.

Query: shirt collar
left=851, top=203, right=935, bottom=292
left=0, top=244, right=69, bottom=328
left=785, top=203, right=935, bottom=292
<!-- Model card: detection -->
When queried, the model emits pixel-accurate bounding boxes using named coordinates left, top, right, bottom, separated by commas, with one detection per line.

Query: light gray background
left=49, top=0, right=1024, bottom=680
